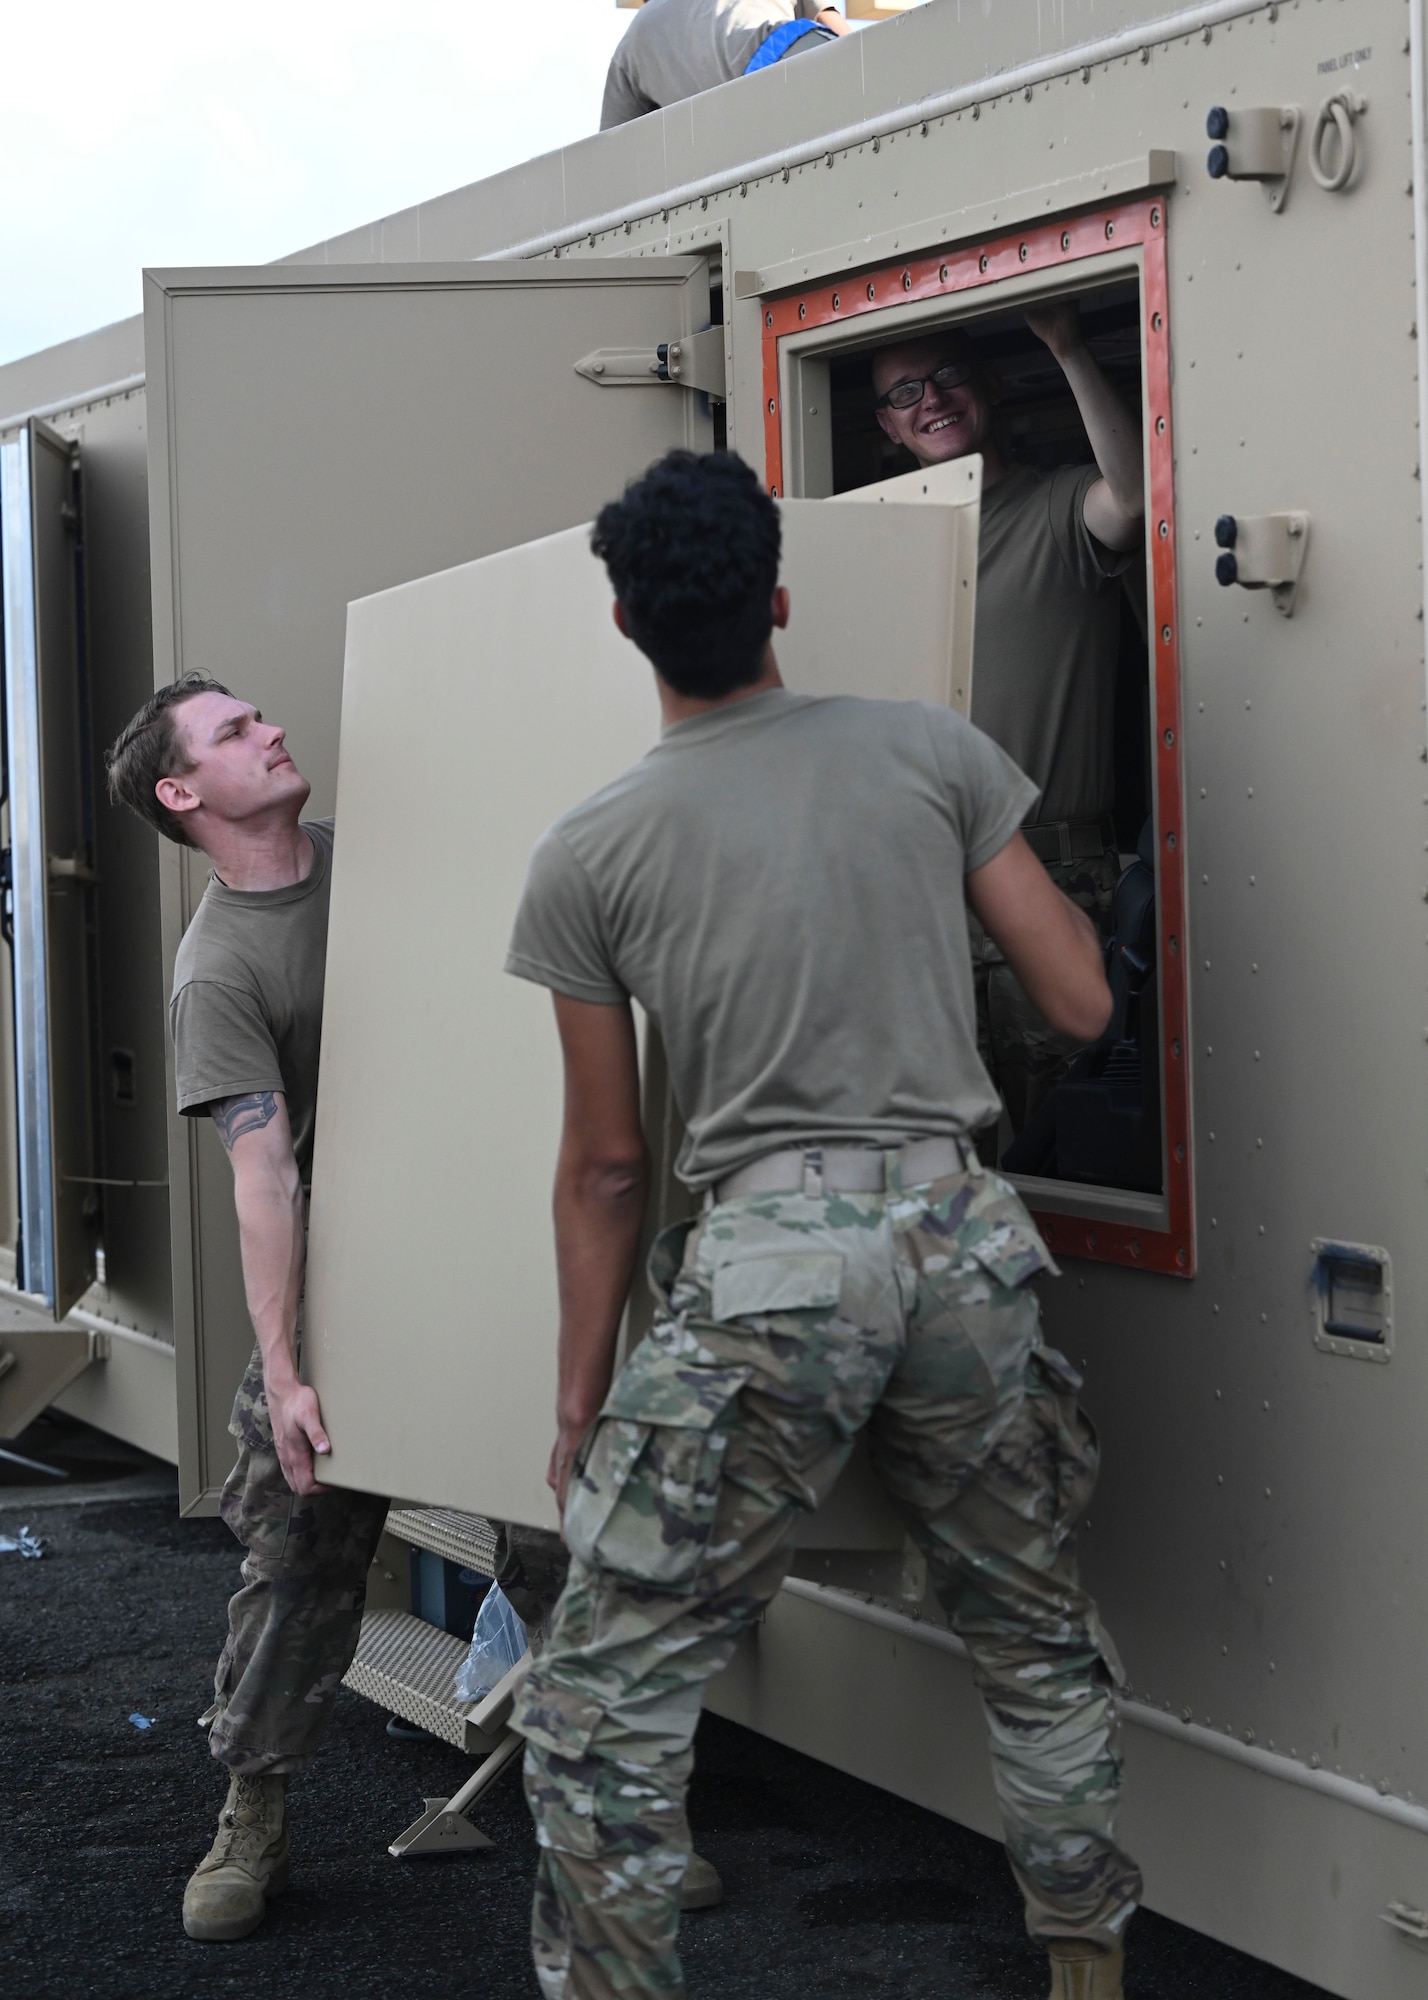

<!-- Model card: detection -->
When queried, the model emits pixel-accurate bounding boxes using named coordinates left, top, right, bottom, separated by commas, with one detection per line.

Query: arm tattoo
left=211, top=1091, right=280, bottom=1152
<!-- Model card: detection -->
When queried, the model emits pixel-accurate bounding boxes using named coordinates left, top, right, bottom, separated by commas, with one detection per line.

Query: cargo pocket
left=1027, top=1343, right=1100, bottom=1541
left=563, top=1340, right=753, bottom=1590
left=710, top=1249, right=844, bottom=1323
left=968, top=1216, right=1059, bottom=1291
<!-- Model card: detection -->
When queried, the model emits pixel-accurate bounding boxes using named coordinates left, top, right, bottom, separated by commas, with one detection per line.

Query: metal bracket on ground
left=388, top=1723, right=525, bottom=1858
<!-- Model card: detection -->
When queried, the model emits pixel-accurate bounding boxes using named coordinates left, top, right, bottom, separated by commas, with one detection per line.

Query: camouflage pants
left=972, top=851, right=1119, bottom=1138
left=209, top=1342, right=390, bottom=1777
left=513, top=1160, right=1140, bottom=1999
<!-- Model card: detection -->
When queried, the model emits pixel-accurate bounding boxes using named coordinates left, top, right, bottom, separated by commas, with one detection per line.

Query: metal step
left=384, top=1505, right=499, bottom=1576
left=344, top=1607, right=509, bottom=1755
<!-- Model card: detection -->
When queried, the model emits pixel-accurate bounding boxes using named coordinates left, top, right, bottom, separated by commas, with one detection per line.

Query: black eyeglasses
left=875, top=361, right=969, bottom=412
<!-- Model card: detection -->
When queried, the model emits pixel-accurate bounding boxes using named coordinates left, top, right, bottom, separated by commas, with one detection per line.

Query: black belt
left=1023, top=817, right=1117, bottom=867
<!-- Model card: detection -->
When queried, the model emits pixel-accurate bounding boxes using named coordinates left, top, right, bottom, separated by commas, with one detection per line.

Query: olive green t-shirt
left=169, top=819, right=334, bottom=1185
left=973, top=463, right=1133, bottom=827
left=506, top=692, right=1036, bottom=1188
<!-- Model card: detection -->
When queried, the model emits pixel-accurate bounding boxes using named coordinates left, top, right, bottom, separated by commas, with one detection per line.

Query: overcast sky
left=1, top=1, right=642, bottom=367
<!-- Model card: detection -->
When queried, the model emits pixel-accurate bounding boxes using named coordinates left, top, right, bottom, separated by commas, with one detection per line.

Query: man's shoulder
left=171, top=898, right=258, bottom=1003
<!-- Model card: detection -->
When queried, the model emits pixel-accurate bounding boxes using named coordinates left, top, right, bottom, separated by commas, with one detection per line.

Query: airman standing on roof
left=601, top=0, right=847, bottom=129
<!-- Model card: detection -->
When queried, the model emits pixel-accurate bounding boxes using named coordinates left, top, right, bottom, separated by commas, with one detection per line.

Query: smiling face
left=870, top=336, right=996, bottom=470
left=162, top=691, right=310, bottom=833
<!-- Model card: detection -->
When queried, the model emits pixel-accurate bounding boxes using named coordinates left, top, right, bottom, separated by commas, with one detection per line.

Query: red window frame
left=759, top=196, right=1192, bottom=1276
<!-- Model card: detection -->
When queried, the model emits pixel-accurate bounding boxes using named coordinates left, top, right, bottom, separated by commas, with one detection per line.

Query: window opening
left=760, top=199, right=1191, bottom=1275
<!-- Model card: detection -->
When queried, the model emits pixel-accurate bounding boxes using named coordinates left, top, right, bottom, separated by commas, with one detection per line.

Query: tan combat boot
left=679, top=1851, right=725, bottom=1911
left=182, top=1773, right=290, bottom=1940
left=1046, top=1939, right=1125, bottom=2000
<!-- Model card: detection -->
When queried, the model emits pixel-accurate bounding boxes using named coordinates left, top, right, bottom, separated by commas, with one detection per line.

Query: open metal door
left=305, top=494, right=979, bottom=1524
left=143, top=258, right=718, bottom=1510
left=0, top=420, right=99, bottom=1332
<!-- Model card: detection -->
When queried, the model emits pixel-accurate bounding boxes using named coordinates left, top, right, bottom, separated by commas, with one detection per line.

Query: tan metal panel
left=143, top=259, right=714, bottom=1512
left=306, top=496, right=975, bottom=1523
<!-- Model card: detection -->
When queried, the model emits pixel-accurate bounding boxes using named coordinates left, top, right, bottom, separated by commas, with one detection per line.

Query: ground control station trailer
left=1, top=1, right=1427, bottom=1991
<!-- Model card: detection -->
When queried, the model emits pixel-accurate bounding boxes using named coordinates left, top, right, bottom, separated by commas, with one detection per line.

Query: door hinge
left=574, top=327, right=726, bottom=400
left=1213, top=511, right=1309, bottom=616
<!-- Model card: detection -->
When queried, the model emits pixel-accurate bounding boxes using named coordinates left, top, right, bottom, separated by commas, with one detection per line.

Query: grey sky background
left=0, top=1, right=636, bottom=368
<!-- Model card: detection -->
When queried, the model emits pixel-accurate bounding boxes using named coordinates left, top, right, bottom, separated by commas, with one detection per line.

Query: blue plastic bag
left=453, top=1581, right=529, bottom=1704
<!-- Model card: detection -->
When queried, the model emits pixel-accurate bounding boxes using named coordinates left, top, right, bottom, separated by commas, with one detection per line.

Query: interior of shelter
left=826, top=278, right=1162, bottom=1198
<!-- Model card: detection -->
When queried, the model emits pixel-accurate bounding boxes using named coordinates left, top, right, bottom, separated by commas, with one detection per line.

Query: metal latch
left=1383, top=1902, right=1428, bottom=1949
left=1213, top=512, right=1309, bottom=616
left=574, top=327, right=726, bottom=400
left=1206, top=105, right=1302, bottom=212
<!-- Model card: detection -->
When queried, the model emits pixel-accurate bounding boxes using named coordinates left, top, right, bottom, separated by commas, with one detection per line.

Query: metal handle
left=1310, top=91, right=1366, bottom=192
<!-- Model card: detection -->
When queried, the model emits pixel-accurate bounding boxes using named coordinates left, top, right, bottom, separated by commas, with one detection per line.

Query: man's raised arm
left=211, top=1090, right=325, bottom=1495
left=548, top=993, right=651, bottom=1516
left=1024, top=298, right=1144, bottom=552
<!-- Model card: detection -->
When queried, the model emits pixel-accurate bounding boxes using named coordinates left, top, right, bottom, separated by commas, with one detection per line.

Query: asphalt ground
left=0, top=1413, right=1334, bottom=2000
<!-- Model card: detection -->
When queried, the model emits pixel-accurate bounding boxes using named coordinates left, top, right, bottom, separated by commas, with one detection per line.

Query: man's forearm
left=552, top=1154, right=650, bottom=1433
left=231, top=1162, right=305, bottom=1388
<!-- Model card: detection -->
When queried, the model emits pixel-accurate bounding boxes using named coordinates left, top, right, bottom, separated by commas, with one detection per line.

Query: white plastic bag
left=453, top=1581, right=530, bottom=1704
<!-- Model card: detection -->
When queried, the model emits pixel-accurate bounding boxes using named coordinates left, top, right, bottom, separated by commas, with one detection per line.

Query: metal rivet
left=1159, top=520, right=1170, bottom=540
left=867, top=282, right=876, bottom=300
left=1150, top=204, right=1162, bottom=226
left=979, top=253, right=989, bottom=273
left=1166, top=831, right=1178, bottom=849
left=903, top=270, right=912, bottom=291
left=1152, top=311, right=1164, bottom=333
left=770, top=485, right=778, bottom=498
left=1060, top=230, right=1071, bottom=251
left=1019, top=241, right=1029, bottom=261
left=1156, top=415, right=1167, bottom=435
left=765, top=311, right=773, bottom=328
left=939, top=264, right=949, bottom=283
left=1172, top=1039, right=1182, bottom=1058
left=798, top=303, right=807, bottom=320
left=1105, top=220, right=1115, bottom=239
left=1161, top=623, right=1172, bottom=643
left=831, top=292, right=841, bottom=311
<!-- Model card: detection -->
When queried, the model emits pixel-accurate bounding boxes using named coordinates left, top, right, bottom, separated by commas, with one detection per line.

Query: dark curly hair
left=104, top=673, right=233, bottom=847
left=591, top=450, right=781, bottom=699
